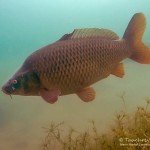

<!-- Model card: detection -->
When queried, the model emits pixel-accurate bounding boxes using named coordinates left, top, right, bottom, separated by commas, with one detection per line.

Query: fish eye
left=12, top=80, right=17, bottom=84
left=11, top=79, right=20, bottom=90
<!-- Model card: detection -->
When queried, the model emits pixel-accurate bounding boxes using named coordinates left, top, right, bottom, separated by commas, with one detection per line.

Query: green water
left=0, top=0, right=150, bottom=149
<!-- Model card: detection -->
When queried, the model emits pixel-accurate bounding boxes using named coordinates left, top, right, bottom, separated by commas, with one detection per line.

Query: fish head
left=2, top=77, right=21, bottom=95
left=2, top=71, right=40, bottom=96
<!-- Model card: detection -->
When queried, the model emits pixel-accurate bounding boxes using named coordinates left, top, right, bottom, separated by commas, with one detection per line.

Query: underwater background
left=0, top=0, right=150, bottom=149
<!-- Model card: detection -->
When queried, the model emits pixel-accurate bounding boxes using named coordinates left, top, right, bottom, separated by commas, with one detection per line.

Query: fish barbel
left=2, top=13, right=150, bottom=103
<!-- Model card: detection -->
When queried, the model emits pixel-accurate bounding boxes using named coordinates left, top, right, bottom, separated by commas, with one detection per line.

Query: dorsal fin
left=59, top=28, right=119, bottom=41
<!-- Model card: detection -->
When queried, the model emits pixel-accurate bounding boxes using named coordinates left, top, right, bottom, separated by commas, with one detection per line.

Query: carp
left=2, top=13, right=150, bottom=104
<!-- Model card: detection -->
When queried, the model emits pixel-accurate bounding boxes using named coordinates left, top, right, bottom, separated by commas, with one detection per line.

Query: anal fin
left=111, top=63, right=125, bottom=78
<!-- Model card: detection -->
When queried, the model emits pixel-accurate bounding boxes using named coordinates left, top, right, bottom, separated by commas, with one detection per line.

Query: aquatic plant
left=41, top=96, right=150, bottom=150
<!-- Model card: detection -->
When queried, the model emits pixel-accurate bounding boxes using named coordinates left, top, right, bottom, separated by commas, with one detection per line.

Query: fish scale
left=24, top=37, right=131, bottom=95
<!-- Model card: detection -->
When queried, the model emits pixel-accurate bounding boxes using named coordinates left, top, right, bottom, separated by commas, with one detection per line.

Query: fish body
left=24, top=38, right=130, bottom=95
left=2, top=13, right=150, bottom=103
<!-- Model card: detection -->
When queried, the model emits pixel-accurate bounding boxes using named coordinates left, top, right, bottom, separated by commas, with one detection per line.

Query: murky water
left=0, top=0, right=150, bottom=149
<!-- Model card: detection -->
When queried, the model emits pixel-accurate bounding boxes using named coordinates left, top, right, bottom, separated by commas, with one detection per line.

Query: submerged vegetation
left=41, top=96, right=150, bottom=150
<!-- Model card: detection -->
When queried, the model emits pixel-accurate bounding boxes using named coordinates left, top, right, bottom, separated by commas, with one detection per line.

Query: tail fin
left=123, top=13, right=150, bottom=64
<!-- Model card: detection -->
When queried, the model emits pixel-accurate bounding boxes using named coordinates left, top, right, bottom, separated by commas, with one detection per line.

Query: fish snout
left=1, top=84, right=13, bottom=95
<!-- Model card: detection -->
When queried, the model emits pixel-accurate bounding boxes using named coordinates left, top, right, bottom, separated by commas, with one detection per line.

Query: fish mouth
left=1, top=89, right=10, bottom=95
left=1, top=87, right=13, bottom=100
left=1, top=85, right=12, bottom=95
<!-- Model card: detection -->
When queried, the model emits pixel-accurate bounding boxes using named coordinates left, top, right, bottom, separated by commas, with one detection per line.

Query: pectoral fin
left=76, top=87, right=96, bottom=102
left=39, top=89, right=61, bottom=104
left=111, top=63, right=125, bottom=78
